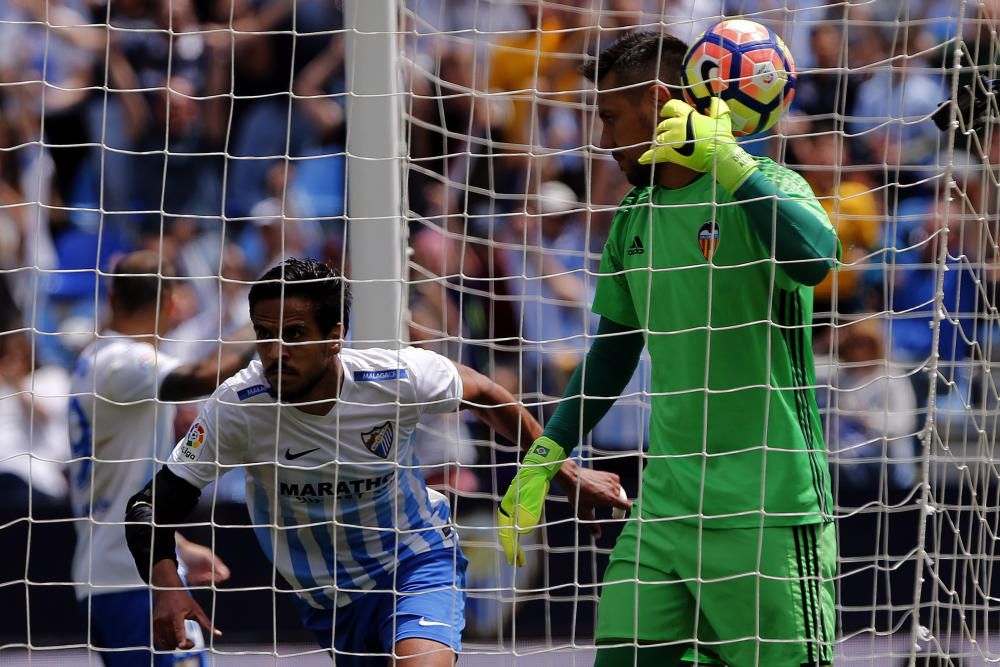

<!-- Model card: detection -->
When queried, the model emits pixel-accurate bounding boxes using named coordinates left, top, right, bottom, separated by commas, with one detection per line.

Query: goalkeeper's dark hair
left=110, top=250, right=177, bottom=314
left=248, top=257, right=351, bottom=335
left=581, top=31, right=687, bottom=96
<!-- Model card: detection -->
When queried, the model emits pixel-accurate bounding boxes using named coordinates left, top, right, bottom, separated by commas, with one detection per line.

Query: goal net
left=0, top=0, right=997, bottom=665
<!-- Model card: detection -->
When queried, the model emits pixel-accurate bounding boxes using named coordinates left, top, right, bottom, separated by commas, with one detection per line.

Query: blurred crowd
left=0, top=0, right=997, bottom=516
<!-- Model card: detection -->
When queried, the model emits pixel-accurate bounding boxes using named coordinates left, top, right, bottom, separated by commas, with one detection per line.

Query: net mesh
left=1, top=0, right=998, bottom=665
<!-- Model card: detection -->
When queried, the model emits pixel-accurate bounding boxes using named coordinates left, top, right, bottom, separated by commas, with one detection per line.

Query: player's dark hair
left=110, top=250, right=176, bottom=314
left=248, top=257, right=351, bottom=335
left=581, top=31, right=687, bottom=95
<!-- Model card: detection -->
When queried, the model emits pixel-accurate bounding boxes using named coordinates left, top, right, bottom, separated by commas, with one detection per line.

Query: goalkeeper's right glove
left=497, top=436, right=566, bottom=567
left=638, top=97, right=758, bottom=193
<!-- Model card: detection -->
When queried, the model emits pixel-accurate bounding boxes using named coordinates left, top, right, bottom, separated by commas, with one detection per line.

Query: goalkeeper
left=498, top=31, right=838, bottom=667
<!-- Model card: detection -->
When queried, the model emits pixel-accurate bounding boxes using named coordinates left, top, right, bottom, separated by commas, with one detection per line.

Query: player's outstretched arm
left=125, top=467, right=222, bottom=649
left=639, top=98, right=838, bottom=286
left=494, top=316, right=641, bottom=566
left=455, top=363, right=542, bottom=451
left=456, top=363, right=618, bottom=509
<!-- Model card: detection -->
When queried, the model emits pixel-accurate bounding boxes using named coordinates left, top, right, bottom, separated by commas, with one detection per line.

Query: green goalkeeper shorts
left=596, top=517, right=836, bottom=666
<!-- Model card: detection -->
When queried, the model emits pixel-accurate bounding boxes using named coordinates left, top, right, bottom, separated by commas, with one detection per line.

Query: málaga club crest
left=361, top=421, right=395, bottom=459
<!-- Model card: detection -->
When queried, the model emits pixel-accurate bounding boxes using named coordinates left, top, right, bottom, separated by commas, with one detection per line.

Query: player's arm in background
left=124, top=389, right=238, bottom=650
left=402, top=346, right=628, bottom=541
left=159, top=325, right=256, bottom=401
left=640, top=98, right=839, bottom=286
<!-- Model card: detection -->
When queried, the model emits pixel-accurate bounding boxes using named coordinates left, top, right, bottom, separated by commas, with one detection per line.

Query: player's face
left=596, top=75, right=664, bottom=186
left=250, top=296, right=342, bottom=402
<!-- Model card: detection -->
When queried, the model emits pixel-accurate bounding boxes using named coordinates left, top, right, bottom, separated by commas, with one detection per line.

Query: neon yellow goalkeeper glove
left=498, top=436, right=566, bottom=567
left=638, top=97, right=758, bottom=192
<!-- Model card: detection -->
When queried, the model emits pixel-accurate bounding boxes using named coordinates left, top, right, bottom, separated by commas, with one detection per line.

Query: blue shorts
left=83, top=590, right=205, bottom=667
left=295, top=547, right=467, bottom=667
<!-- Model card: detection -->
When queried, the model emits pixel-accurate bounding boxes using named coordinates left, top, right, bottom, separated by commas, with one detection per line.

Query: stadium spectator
left=0, top=0, right=102, bottom=210
left=243, top=163, right=324, bottom=277
left=885, top=191, right=978, bottom=365
left=68, top=250, right=252, bottom=666
left=792, top=22, right=861, bottom=123
left=850, top=22, right=944, bottom=188
left=291, top=35, right=347, bottom=221
left=404, top=0, right=524, bottom=60
left=98, top=0, right=210, bottom=214
left=792, top=119, right=882, bottom=316
left=499, top=181, right=593, bottom=395
left=486, top=2, right=592, bottom=150
left=161, top=240, right=253, bottom=364
left=408, top=197, right=521, bottom=385
left=407, top=229, right=482, bottom=495
left=407, top=41, right=501, bottom=219
left=213, top=0, right=340, bottom=218
left=815, top=318, right=919, bottom=501
left=483, top=0, right=597, bottom=203
left=723, top=0, right=831, bottom=69
left=0, top=114, right=32, bottom=321
left=125, top=75, right=223, bottom=217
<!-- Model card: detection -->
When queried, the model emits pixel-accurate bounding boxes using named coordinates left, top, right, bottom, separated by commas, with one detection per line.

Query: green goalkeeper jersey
left=592, top=157, right=834, bottom=528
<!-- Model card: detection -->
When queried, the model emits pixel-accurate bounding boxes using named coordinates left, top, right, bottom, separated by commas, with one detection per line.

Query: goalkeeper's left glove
left=498, top=436, right=566, bottom=567
left=638, top=97, right=758, bottom=192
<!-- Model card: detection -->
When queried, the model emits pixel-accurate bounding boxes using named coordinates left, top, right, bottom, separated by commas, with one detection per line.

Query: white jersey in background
left=68, top=333, right=181, bottom=599
left=167, top=347, right=464, bottom=609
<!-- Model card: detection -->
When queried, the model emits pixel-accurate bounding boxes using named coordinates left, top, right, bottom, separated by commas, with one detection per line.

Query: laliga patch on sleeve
left=177, top=421, right=206, bottom=462
left=354, top=369, right=408, bottom=382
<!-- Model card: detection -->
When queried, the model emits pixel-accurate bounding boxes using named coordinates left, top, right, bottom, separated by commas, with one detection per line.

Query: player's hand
left=153, top=589, right=220, bottom=650
left=498, top=436, right=566, bottom=567
left=638, top=98, right=758, bottom=192
left=151, top=561, right=221, bottom=650
left=177, top=537, right=231, bottom=586
left=555, top=460, right=632, bottom=539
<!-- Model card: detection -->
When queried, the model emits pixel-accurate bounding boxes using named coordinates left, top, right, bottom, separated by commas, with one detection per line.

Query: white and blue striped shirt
left=167, top=347, right=464, bottom=609
left=69, top=333, right=181, bottom=599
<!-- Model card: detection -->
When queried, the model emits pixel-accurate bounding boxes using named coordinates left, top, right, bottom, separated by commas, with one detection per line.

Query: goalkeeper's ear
left=640, top=82, right=674, bottom=115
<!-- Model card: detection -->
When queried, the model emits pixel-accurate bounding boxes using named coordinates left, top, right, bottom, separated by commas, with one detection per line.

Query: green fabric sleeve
left=592, top=199, right=641, bottom=329
left=542, top=316, right=645, bottom=452
left=734, top=169, right=840, bottom=287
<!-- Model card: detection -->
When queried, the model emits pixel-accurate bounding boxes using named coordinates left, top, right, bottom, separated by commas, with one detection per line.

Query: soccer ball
left=681, top=19, right=796, bottom=136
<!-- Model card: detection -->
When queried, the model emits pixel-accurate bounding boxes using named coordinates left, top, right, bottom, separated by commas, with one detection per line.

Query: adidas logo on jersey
left=627, top=236, right=645, bottom=255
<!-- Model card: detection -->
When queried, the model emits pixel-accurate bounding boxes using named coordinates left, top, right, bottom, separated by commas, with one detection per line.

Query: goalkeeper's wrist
left=522, top=436, right=567, bottom=481
left=714, top=143, right=758, bottom=193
